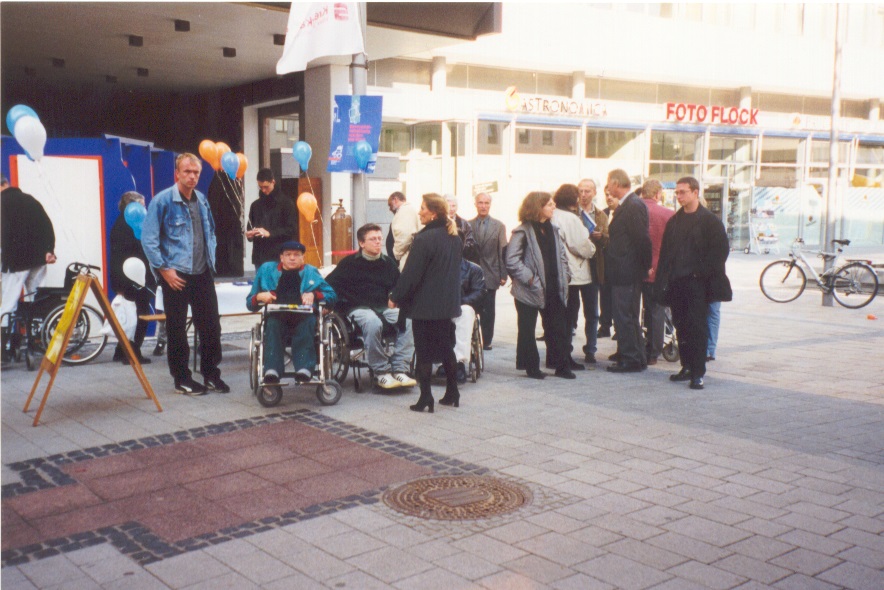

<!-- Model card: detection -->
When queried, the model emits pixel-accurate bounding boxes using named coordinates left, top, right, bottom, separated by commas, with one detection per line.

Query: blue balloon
left=6, top=104, right=39, bottom=134
left=124, top=202, right=147, bottom=240
left=293, top=141, right=312, bottom=172
left=220, top=151, right=240, bottom=179
left=354, top=140, right=372, bottom=172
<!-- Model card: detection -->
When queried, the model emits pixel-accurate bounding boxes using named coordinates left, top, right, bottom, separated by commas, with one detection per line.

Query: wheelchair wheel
left=316, top=380, right=342, bottom=406
left=249, top=325, right=261, bottom=395
left=662, top=341, right=680, bottom=363
left=258, top=385, right=283, bottom=408
left=41, top=304, right=108, bottom=365
left=324, top=312, right=350, bottom=385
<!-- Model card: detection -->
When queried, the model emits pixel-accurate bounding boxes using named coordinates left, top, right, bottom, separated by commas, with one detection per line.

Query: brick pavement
left=2, top=254, right=883, bottom=589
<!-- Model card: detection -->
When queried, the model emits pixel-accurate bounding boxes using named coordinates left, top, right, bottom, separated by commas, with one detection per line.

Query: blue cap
left=279, top=240, right=306, bottom=254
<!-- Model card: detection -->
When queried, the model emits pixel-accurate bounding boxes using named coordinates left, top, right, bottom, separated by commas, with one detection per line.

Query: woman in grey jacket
left=505, top=192, right=573, bottom=380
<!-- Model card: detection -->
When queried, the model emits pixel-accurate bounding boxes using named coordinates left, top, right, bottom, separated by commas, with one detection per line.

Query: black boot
left=410, top=363, right=435, bottom=413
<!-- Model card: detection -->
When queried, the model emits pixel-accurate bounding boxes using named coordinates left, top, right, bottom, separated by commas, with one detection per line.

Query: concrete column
left=305, top=64, right=351, bottom=266
left=739, top=86, right=752, bottom=109
left=431, top=56, right=447, bottom=92
left=869, top=98, right=880, bottom=121
left=572, top=71, right=586, bottom=100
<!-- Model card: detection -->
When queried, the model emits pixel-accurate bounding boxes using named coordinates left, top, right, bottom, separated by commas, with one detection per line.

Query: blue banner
left=327, top=95, right=383, bottom=174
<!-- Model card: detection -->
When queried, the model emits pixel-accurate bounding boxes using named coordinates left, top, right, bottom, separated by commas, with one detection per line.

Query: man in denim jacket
left=142, top=153, right=227, bottom=396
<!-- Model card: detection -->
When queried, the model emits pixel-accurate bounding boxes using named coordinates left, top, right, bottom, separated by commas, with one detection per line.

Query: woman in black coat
left=110, top=191, right=156, bottom=364
left=390, top=193, right=463, bottom=412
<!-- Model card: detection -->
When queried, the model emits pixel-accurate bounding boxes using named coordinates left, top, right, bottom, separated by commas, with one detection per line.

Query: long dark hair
left=518, top=191, right=552, bottom=223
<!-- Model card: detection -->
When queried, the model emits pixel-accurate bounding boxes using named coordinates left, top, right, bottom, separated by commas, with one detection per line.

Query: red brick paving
left=2, top=422, right=433, bottom=549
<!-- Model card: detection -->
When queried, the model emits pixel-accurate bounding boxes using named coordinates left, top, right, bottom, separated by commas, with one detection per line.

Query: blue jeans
left=263, top=312, right=316, bottom=375
left=348, top=308, right=414, bottom=374
left=707, top=301, right=721, bottom=358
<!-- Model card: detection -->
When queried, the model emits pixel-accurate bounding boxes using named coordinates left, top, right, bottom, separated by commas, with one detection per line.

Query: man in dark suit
left=469, top=192, right=507, bottom=350
left=604, top=169, right=652, bottom=373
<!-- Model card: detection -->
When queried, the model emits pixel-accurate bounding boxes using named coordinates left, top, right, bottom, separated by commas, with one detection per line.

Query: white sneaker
left=392, top=372, right=417, bottom=387
left=376, top=373, right=399, bottom=389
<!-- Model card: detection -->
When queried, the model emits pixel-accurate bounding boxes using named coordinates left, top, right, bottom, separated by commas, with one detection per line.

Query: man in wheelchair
left=438, top=258, right=486, bottom=383
left=326, top=223, right=416, bottom=389
left=246, top=241, right=336, bottom=383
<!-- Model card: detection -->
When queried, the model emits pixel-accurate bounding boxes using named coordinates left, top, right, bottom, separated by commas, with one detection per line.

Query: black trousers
left=478, top=288, right=497, bottom=347
left=160, top=269, right=222, bottom=383
left=599, top=282, right=613, bottom=330
left=113, top=289, right=152, bottom=358
left=669, top=276, right=709, bottom=378
left=611, top=283, right=645, bottom=368
left=640, top=282, right=666, bottom=359
left=566, top=282, right=599, bottom=355
left=516, top=296, right=570, bottom=373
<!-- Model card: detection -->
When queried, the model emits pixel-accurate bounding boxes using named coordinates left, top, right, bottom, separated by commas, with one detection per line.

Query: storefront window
left=586, top=129, right=642, bottom=159
left=514, top=126, right=576, bottom=155
left=648, top=163, right=702, bottom=181
left=478, top=121, right=505, bottom=155
left=761, top=136, right=800, bottom=164
left=379, top=123, right=410, bottom=155
left=855, top=143, right=884, bottom=181
left=414, top=123, right=442, bottom=156
left=708, top=136, right=755, bottom=162
left=650, top=131, right=703, bottom=162
left=809, top=139, right=851, bottom=164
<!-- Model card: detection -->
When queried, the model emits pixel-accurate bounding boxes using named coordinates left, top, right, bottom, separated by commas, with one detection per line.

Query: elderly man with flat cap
left=247, top=240, right=336, bottom=384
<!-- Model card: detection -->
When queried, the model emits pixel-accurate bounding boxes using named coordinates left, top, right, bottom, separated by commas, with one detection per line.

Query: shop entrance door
left=703, top=177, right=752, bottom=251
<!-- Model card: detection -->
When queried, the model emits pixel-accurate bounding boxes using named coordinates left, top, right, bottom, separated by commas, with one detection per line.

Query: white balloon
left=123, top=257, right=146, bottom=287
left=13, top=116, right=47, bottom=161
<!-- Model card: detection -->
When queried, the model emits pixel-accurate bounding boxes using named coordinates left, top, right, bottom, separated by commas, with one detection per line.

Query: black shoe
left=483, top=345, right=493, bottom=351
left=456, top=362, right=467, bottom=385
left=175, top=377, right=208, bottom=396
left=263, top=371, right=280, bottom=384
left=690, top=376, right=705, bottom=390
left=606, top=363, right=643, bottom=373
left=123, top=354, right=152, bottom=366
left=439, top=390, right=460, bottom=407
left=293, top=369, right=312, bottom=384
left=526, top=369, right=547, bottom=380
left=670, top=368, right=692, bottom=382
left=568, top=359, right=585, bottom=371
left=554, top=368, right=576, bottom=379
left=597, top=328, right=611, bottom=338
left=152, top=342, right=165, bottom=357
left=608, top=352, right=620, bottom=362
left=647, top=357, right=658, bottom=366
left=410, top=397, right=434, bottom=413
left=584, top=353, right=596, bottom=364
left=204, top=377, right=230, bottom=393
left=113, top=347, right=125, bottom=362
left=706, top=355, right=715, bottom=362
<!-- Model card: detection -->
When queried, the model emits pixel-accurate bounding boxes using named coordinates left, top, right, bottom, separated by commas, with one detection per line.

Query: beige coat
left=391, top=201, right=421, bottom=270
left=551, top=209, right=595, bottom=286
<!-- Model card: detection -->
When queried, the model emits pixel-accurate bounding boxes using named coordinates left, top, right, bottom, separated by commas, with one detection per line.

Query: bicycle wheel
left=760, top=260, right=806, bottom=303
left=831, top=262, right=879, bottom=309
left=41, top=304, right=108, bottom=364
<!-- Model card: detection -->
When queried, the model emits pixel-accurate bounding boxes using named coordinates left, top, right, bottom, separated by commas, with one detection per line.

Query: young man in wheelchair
left=326, top=223, right=416, bottom=389
left=246, top=241, right=336, bottom=383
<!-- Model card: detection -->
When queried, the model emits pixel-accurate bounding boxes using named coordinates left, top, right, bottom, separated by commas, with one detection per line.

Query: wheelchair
left=248, top=302, right=344, bottom=407
left=325, top=311, right=412, bottom=392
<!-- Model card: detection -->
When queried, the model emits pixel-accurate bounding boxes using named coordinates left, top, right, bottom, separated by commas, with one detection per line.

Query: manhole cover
left=383, top=475, right=532, bottom=520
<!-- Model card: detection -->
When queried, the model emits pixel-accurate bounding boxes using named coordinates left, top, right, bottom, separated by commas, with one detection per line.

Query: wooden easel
left=23, top=272, right=162, bottom=426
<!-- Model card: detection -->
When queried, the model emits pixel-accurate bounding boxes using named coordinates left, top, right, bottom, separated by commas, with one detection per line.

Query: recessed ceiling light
left=52, top=58, right=65, bottom=68
left=174, top=19, right=190, bottom=32
left=273, top=34, right=286, bottom=46
left=223, top=47, right=236, bottom=58
left=129, top=35, right=143, bottom=47
left=137, top=67, right=149, bottom=77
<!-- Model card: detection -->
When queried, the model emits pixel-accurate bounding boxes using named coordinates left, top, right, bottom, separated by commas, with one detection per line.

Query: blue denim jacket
left=142, top=184, right=217, bottom=276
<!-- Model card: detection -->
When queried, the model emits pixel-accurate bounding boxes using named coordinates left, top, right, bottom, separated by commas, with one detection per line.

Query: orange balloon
left=198, top=139, right=218, bottom=171
left=236, top=153, right=248, bottom=179
left=215, top=142, right=231, bottom=156
left=297, top=192, right=318, bottom=221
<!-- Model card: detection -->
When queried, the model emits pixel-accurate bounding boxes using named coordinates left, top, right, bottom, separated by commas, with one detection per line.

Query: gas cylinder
left=330, top=199, right=354, bottom=263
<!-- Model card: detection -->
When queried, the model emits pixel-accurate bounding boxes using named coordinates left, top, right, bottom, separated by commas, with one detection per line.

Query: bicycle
left=759, top=238, right=879, bottom=309
left=1, top=262, right=108, bottom=368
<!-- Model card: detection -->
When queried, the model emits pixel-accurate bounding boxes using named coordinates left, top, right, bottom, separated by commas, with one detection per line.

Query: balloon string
left=215, top=172, right=245, bottom=233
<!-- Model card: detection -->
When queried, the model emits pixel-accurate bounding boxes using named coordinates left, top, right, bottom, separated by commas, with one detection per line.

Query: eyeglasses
left=362, top=237, right=383, bottom=242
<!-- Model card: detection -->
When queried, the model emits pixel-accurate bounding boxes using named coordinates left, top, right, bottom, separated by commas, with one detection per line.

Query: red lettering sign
left=665, top=102, right=759, bottom=127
